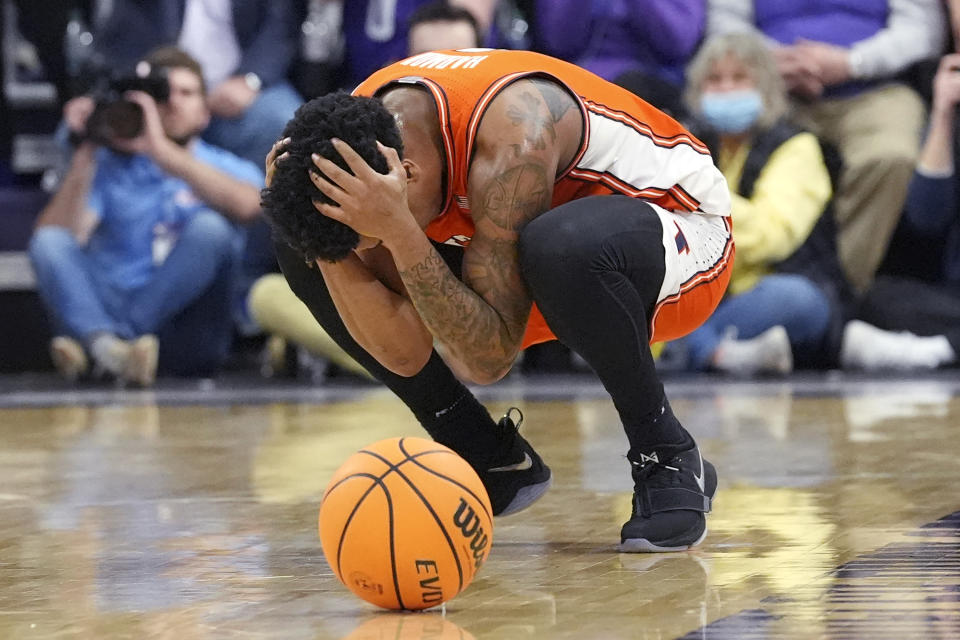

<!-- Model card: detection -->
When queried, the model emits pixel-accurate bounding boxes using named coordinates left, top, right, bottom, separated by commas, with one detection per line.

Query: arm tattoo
left=397, top=162, right=552, bottom=379
left=479, top=163, right=550, bottom=231
left=531, top=79, right=575, bottom=124
left=399, top=247, right=515, bottom=375
left=506, top=92, right=556, bottom=151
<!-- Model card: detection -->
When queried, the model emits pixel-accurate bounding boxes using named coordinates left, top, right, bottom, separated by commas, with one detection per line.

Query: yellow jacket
left=719, top=132, right=833, bottom=295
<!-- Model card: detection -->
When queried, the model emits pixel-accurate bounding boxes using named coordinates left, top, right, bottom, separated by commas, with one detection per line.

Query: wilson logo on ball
left=452, top=498, right=489, bottom=569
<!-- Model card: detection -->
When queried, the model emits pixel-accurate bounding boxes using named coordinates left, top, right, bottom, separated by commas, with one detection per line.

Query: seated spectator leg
left=802, top=84, right=925, bottom=292
left=203, top=80, right=303, bottom=168
left=247, top=273, right=371, bottom=378
left=681, top=274, right=831, bottom=370
left=858, top=275, right=960, bottom=357
left=127, top=210, right=238, bottom=375
left=204, top=81, right=302, bottom=333
left=155, top=258, right=235, bottom=377
left=28, top=226, right=131, bottom=342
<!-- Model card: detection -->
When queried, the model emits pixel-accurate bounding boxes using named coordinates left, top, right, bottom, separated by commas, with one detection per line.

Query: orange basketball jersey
left=353, top=49, right=733, bottom=348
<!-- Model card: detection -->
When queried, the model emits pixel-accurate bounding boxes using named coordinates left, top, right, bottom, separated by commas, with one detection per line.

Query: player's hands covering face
left=309, top=139, right=418, bottom=245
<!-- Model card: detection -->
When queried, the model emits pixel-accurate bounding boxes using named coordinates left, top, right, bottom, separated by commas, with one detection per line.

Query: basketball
left=318, top=436, right=493, bottom=610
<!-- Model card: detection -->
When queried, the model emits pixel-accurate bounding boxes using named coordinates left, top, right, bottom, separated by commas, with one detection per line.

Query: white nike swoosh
left=692, top=451, right=705, bottom=493
left=487, top=452, right=533, bottom=473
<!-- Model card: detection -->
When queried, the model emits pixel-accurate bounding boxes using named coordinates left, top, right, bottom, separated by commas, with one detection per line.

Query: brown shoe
left=50, top=336, right=88, bottom=382
left=125, top=335, right=159, bottom=387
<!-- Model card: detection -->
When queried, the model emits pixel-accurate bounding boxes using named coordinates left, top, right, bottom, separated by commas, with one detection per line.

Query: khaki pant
left=795, top=83, right=925, bottom=292
left=248, top=273, right=372, bottom=378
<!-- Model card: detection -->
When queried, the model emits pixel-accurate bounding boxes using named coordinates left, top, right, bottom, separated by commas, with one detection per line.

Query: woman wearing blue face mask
left=659, top=33, right=840, bottom=376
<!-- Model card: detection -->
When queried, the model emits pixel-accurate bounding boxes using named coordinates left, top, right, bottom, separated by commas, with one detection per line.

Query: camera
left=82, top=65, right=170, bottom=147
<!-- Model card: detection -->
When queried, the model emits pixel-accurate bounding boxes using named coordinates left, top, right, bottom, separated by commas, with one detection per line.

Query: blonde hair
left=684, top=32, right=788, bottom=131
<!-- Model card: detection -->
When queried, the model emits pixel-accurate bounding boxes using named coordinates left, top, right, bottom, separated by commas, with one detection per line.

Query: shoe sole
left=495, top=476, right=553, bottom=517
left=618, top=526, right=708, bottom=553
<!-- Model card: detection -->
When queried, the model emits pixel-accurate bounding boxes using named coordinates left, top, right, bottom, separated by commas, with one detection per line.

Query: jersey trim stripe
left=414, top=78, right=457, bottom=215
left=566, top=168, right=700, bottom=212
left=583, top=100, right=711, bottom=155
left=368, top=76, right=458, bottom=214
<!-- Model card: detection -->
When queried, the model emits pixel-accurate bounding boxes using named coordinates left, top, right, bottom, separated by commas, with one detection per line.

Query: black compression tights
left=519, top=195, right=691, bottom=455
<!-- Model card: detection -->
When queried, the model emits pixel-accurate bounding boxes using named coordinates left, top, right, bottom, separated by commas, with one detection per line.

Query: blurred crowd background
left=2, top=0, right=960, bottom=386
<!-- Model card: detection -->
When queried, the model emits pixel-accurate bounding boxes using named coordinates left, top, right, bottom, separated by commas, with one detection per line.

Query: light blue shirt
left=86, top=139, right=264, bottom=291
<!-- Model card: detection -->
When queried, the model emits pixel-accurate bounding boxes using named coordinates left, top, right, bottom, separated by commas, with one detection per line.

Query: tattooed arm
left=317, top=245, right=435, bottom=377
left=388, top=79, right=580, bottom=383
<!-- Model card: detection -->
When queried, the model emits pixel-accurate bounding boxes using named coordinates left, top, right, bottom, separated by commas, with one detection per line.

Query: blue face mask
left=700, top=90, right=764, bottom=134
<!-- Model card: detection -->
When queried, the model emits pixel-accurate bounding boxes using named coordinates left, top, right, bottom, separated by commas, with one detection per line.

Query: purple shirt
left=754, top=0, right=888, bottom=48
left=342, top=0, right=435, bottom=88
left=533, top=0, right=705, bottom=86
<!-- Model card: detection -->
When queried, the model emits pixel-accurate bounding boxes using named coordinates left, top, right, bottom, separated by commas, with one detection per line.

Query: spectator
left=841, top=52, right=960, bottom=371
left=708, top=0, right=948, bottom=292
left=62, top=1, right=303, bottom=335
left=341, top=0, right=497, bottom=88
left=532, top=0, right=706, bottom=87
left=662, top=33, right=834, bottom=376
left=408, top=2, right=483, bottom=55
left=87, top=0, right=303, bottom=169
left=29, top=47, right=264, bottom=385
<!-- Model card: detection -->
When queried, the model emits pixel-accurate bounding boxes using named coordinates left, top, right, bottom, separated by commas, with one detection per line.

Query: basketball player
left=262, top=49, right=733, bottom=552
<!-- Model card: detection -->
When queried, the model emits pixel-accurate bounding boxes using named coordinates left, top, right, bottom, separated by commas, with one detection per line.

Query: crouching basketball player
left=262, top=49, right=734, bottom=552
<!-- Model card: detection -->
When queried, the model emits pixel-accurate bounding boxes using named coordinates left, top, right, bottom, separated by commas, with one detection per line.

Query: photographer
left=29, top=47, right=264, bottom=385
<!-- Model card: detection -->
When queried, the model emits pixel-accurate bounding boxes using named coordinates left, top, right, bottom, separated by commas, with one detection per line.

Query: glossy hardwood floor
left=1, top=375, right=958, bottom=639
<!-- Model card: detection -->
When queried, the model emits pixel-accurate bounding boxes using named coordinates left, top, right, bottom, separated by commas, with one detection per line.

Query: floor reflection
left=0, top=377, right=958, bottom=639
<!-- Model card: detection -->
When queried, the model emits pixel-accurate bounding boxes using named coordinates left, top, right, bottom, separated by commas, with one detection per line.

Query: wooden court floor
left=1, top=374, right=959, bottom=639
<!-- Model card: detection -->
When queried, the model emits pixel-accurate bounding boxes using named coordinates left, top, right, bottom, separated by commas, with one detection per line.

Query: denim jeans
left=29, top=210, right=237, bottom=375
left=202, top=80, right=302, bottom=169
left=202, top=80, right=302, bottom=329
left=679, top=273, right=832, bottom=370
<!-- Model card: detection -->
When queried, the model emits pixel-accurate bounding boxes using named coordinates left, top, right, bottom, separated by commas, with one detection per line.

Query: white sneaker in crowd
left=50, top=336, right=88, bottom=382
left=840, top=320, right=955, bottom=371
left=126, top=335, right=159, bottom=387
left=89, top=333, right=131, bottom=380
left=712, top=325, right=793, bottom=377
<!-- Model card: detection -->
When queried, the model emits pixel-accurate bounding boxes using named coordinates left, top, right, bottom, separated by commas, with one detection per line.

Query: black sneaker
left=477, top=408, right=552, bottom=516
left=619, top=443, right=717, bottom=552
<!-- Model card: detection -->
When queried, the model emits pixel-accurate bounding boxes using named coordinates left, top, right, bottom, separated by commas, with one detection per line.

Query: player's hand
left=265, top=137, right=291, bottom=188
left=932, top=53, right=960, bottom=117
left=308, top=138, right=418, bottom=244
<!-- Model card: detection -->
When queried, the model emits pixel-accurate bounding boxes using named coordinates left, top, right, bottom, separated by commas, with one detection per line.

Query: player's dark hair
left=261, top=91, right=404, bottom=262
left=408, top=2, right=483, bottom=50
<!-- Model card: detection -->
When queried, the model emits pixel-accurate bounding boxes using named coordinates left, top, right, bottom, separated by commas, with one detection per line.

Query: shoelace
left=498, top=407, right=523, bottom=430
left=490, top=407, right=525, bottom=465
left=630, top=456, right=682, bottom=517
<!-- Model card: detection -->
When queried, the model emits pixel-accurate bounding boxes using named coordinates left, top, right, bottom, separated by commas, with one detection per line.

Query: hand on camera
left=63, top=96, right=96, bottom=137
left=107, top=91, right=170, bottom=158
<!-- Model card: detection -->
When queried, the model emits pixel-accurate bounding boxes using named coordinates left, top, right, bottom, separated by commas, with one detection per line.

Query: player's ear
left=401, top=158, right=415, bottom=181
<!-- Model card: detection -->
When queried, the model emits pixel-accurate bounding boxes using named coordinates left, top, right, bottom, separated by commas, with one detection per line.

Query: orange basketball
left=318, top=436, right=493, bottom=610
